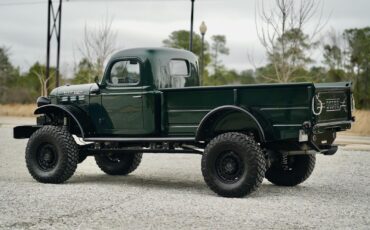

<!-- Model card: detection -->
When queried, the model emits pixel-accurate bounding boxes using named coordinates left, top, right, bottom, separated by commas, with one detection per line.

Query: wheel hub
left=37, top=144, right=57, bottom=171
left=216, top=151, right=244, bottom=183
left=223, top=159, right=237, bottom=174
left=43, top=152, right=53, bottom=162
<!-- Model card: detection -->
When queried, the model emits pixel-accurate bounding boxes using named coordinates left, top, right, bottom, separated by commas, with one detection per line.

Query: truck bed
left=160, top=82, right=352, bottom=142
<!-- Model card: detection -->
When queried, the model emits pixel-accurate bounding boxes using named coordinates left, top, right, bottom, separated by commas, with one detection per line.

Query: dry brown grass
left=1, top=104, right=369, bottom=135
left=346, top=110, right=370, bottom=136
left=0, top=104, right=36, bottom=117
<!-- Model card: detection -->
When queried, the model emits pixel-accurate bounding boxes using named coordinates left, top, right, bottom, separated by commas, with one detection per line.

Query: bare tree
left=79, top=16, right=118, bottom=81
left=322, top=28, right=347, bottom=70
left=33, top=68, right=52, bottom=97
left=255, top=0, right=327, bottom=82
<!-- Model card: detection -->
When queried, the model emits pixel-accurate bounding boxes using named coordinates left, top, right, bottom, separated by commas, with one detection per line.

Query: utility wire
left=0, top=1, right=46, bottom=6
left=0, top=0, right=223, bottom=7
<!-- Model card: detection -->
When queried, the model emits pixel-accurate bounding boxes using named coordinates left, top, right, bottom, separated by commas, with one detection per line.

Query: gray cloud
left=0, top=0, right=369, bottom=76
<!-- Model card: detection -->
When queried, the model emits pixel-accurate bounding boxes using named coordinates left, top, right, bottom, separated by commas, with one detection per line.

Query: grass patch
left=346, top=110, right=370, bottom=136
left=0, top=104, right=36, bottom=117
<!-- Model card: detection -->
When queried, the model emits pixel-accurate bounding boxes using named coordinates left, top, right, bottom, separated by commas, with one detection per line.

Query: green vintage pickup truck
left=14, top=47, right=354, bottom=197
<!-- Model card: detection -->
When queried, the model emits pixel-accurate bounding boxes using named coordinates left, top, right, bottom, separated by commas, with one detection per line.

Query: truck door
left=100, top=59, right=144, bottom=135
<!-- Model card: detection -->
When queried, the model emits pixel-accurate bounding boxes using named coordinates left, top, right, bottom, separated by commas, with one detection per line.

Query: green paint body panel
left=161, top=84, right=313, bottom=140
left=47, top=48, right=353, bottom=143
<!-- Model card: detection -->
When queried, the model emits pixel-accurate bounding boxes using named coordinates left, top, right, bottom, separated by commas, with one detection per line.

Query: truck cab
left=50, top=48, right=200, bottom=136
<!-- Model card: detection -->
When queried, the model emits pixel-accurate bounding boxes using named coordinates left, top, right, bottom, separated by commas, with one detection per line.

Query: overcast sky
left=0, top=0, right=369, bottom=77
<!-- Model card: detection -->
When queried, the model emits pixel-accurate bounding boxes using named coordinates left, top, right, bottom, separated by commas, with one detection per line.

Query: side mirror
left=91, top=76, right=101, bottom=94
left=94, top=76, right=105, bottom=89
left=94, top=76, right=100, bottom=86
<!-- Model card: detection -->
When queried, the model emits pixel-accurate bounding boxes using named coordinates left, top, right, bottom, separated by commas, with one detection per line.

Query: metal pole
left=200, top=34, right=204, bottom=85
left=56, top=0, right=62, bottom=87
left=189, top=0, right=194, bottom=52
left=46, top=0, right=51, bottom=87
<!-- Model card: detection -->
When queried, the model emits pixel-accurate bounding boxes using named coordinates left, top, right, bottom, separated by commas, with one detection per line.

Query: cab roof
left=110, top=47, right=198, bottom=63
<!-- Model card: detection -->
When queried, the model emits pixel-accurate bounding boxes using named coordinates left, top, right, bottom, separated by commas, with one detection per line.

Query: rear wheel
left=265, top=154, right=316, bottom=186
left=201, top=132, right=266, bottom=198
left=95, top=152, right=142, bottom=175
left=25, top=126, right=78, bottom=183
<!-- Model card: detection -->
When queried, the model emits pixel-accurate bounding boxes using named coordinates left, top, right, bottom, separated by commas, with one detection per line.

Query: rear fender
left=195, top=105, right=266, bottom=143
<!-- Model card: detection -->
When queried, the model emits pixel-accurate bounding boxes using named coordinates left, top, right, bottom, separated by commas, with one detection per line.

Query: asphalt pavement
left=0, top=117, right=369, bottom=229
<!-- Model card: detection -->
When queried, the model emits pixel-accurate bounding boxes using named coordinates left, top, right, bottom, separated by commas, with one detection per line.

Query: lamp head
left=199, top=21, right=207, bottom=35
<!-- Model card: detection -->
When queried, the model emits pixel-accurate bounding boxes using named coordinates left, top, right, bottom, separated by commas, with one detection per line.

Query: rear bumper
left=282, top=144, right=338, bottom=155
left=314, top=120, right=352, bottom=134
left=319, top=144, right=338, bottom=155
left=13, top=125, right=42, bottom=139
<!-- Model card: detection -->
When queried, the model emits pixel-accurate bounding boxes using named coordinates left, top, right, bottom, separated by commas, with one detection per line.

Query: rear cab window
left=156, top=59, right=198, bottom=89
left=169, top=59, right=190, bottom=88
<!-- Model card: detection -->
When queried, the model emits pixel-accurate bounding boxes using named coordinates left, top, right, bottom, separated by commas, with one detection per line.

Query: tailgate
left=313, top=82, right=353, bottom=130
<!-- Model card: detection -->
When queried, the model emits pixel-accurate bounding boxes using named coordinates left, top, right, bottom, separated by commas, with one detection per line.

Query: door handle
left=132, top=95, right=142, bottom=99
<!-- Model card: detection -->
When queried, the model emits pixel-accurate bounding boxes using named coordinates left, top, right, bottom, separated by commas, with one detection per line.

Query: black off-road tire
left=25, top=126, right=78, bottom=184
left=95, top=152, right=143, bottom=175
left=201, top=132, right=266, bottom=198
left=265, top=154, right=316, bottom=186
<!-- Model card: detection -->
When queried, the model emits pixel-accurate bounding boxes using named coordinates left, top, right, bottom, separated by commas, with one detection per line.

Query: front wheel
left=265, top=154, right=316, bottom=186
left=95, top=152, right=143, bottom=175
left=25, top=126, right=79, bottom=183
left=201, top=132, right=266, bottom=198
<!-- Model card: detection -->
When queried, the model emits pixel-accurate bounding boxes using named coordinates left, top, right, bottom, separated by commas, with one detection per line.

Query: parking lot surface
left=0, top=123, right=369, bottom=229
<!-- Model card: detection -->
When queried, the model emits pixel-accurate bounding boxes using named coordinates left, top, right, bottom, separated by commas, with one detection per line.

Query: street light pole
left=189, top=0, right=195, bottom=52
left=200, top=34, right=204, bottom=85
left=199, top=21, right=207, bottom=86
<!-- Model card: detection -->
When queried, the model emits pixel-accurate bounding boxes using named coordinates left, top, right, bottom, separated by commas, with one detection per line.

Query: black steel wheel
left=36, top=143, right=58, bottom=171
left=265, top=154, right=316, bottom=186
left=95, top=152, right=142, bottom=175
left=201, top=132, right=266, bottom=198
left=215, top=150, right=244, bottom=183
left=26, top=126, right=78, bottom=183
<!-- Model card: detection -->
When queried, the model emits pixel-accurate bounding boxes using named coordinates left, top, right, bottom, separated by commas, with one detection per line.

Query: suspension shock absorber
left=281, top=152, right=289, bottom=171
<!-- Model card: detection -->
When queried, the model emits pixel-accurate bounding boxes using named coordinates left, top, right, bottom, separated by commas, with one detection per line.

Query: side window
left=109, top=60, right=140, bottom=85
left=169, top=59, right=189, bottom=88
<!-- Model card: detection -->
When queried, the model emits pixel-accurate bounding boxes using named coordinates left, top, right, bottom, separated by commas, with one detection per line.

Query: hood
left=50, top=83, right=98, bottom=96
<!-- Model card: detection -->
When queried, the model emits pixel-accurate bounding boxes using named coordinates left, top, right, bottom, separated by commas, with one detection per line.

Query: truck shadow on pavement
left=69, top=173, right=321, bottom=198
left=70, top=174, right=208, bottom=191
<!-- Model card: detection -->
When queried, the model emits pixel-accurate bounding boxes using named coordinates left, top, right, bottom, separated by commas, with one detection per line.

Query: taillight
left=351, top=94, right=355, bottom=112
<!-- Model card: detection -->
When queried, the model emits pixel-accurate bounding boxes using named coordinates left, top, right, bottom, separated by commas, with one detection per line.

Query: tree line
left=0, top=0, right=369, bottom=109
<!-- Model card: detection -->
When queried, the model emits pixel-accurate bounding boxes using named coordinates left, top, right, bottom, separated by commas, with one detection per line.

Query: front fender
left=35, top=104, right=95, bottom=138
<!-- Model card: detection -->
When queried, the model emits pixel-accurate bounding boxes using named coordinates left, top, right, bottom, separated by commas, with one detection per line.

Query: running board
left=83, top=137, right=196, bottom=143
left=85, top=148, right=202, bottom=155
